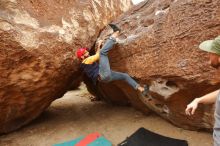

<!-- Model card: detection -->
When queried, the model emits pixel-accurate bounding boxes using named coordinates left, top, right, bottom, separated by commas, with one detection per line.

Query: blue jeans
left=99, top=37, right=139, bottom=90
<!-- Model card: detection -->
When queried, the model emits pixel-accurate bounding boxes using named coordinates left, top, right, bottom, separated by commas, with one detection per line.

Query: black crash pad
left=118, top=127, right=188, bottom=146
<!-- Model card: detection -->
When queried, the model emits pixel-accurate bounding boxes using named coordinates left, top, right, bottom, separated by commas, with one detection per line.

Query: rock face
left=91, top=0, right=220, bottom=130
left=0, top=0, right=132, bottom=134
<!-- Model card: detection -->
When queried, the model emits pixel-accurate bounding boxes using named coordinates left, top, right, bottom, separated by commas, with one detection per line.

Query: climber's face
left=209, top=53, right=220, bottom=69
left=80, top=50, right=90, bottom=60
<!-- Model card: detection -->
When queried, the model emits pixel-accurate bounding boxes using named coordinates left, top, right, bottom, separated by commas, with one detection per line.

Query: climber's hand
left=97, top=40, right=104, bottom=48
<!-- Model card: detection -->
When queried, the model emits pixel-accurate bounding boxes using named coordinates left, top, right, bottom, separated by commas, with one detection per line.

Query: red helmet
left=76, top=48, right=88, bottom=59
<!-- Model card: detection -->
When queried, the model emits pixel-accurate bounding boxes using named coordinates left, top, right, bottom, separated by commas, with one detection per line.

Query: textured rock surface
left=92, top=0, right=220, bottom=130
left=0, top=0, right=132, bottom=134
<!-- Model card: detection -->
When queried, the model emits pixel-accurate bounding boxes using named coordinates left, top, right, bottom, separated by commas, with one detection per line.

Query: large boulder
left=91, top=0, right=220, bottom=130
left=0, top=0, right=132, bottom=134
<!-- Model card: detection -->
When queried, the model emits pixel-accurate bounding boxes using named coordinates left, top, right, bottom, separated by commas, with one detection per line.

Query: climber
left=185, top=36, right=220, bottom=146
left=76, top=24, right=148, bottom=96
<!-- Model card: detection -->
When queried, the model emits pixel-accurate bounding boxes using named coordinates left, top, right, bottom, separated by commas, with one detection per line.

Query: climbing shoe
left=142, top=85, right=149, bottom=96
left=108, top=23, right=121, bottom=32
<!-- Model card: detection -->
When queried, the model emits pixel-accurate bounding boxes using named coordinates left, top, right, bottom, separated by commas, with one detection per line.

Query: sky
left=132, top=0, right=145, bottom=4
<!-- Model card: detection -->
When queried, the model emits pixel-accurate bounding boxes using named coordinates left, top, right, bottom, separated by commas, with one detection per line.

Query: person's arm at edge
left=185, top=89, right=219, bottom=115
left=197, top=89, right=219, bottom=104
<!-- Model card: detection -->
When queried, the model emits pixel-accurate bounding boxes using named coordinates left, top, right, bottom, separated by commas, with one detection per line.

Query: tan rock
left=94, top=0, right=220, bottom=130
left=0, top=0, right=132, bottom=134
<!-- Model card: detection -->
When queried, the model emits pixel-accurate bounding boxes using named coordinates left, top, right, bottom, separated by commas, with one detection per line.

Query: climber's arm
left=82, top=40, right=103, bottom=64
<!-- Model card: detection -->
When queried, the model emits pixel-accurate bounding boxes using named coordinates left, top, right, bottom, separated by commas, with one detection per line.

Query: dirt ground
left=0, top=85, right=213, bottom=146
